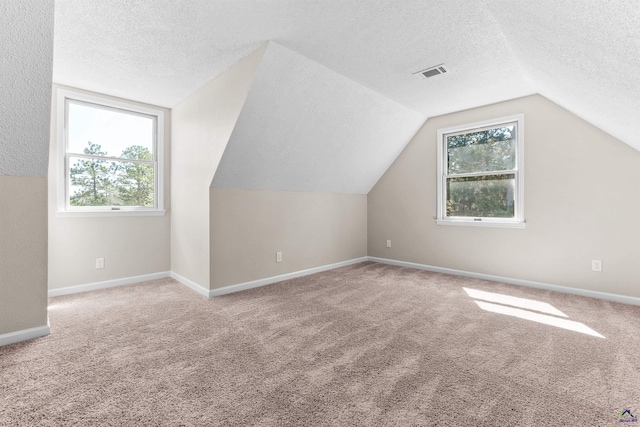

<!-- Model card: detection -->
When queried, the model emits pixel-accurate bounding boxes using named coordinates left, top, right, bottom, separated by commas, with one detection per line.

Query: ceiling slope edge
left=211, top=41, right=426, bottom=194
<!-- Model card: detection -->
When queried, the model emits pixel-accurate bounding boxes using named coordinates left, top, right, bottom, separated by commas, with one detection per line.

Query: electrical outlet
left=591, top=260, right=602, bottom=272
left=276, top=251, right=282, bottom=263
left=96, top=258, right=105, bottom=269
left=386, top=240, right=391, bottom=248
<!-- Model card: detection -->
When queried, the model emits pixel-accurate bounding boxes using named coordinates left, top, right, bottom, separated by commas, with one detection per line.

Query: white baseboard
left=0, top=323, right=50, bottom=347
left=206, top=257, right=369, bottom=297
left=169, top=271, right=210, bottom=297
left=44, top=257, right=640, bottom=307
left=48, top=271, right=171, bottom=297
left=368, top=256, right=640, bottom=307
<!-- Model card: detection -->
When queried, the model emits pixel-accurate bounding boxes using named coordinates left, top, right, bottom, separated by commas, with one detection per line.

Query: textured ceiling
left=487, top=0, right=640, bottom=151
left=1, top=0, right=54, bottom=176
left=53, top=0, right=640, bottom=151
left=212, top=42, right=424, bottom=194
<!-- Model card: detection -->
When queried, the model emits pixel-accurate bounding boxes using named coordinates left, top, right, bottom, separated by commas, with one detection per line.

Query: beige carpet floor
left=2, top=262, right=640, bottom=426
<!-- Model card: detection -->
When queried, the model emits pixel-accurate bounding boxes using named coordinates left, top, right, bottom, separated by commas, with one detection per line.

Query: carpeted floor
left=2, top=262, right=640, bottom=426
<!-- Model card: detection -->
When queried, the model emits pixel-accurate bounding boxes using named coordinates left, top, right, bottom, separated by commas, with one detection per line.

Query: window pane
left=69, top=157, right=155, bottom=207
left=447, top=125, right=515, bottom=174
left=446, top=174, right=515, bottom=218
left=68, top=102, right=154, bottom=160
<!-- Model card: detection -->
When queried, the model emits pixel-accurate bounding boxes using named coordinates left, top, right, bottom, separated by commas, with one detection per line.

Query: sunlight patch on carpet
left=474, top=300, right=605, bottom=338
left=463, top=287, right=568, bottom=317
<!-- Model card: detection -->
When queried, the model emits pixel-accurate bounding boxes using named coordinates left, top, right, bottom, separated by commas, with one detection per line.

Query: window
left=437, top=114, right=524, bottom=228
left=56, top=89, right=164, bottom=216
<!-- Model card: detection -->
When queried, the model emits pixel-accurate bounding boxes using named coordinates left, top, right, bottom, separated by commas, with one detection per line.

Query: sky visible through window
left=68, top=102, right=153, bottom=157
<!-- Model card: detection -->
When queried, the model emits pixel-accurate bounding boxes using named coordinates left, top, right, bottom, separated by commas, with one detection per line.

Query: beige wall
left=0, top=177, right=49, bottom=334
left=171, top=45, right=266, bottom=289
left=369, top=95, right=640, bottom=298
left=210, top=188, right=367, bottom=288
left=48, top=84, right=172, bottom=290
left=173, top=44, right=368, bottom=291
left=0, top=0, right=53, bottom=338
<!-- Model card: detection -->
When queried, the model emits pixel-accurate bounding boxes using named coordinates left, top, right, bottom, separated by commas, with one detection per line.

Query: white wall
left=171, top=45, right=267, bottom=290
left=368, top=95, right=640, bottom=298
left=47, top=85, right=172, bottom=290
left=0, top=0, right=54, bottom=337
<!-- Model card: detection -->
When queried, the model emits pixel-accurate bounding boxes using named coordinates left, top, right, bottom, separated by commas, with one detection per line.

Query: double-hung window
left=56, top=89, right=164, bottom=216
left=437, top=114, right=524, bottom=228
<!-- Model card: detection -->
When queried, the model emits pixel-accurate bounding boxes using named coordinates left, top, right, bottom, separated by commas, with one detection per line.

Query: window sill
left=436, top=219, right=525, bottom=229
left=56, top=210, right=166, bottom=218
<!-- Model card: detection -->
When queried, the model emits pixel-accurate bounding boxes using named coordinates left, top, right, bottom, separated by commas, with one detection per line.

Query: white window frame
left=56, top=89, right=165, bottom=217
left=436, top=114, right=525, bottom=228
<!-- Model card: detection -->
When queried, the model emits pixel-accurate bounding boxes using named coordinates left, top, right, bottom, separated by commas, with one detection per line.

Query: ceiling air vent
left=415, top=64, right=448, bottom=79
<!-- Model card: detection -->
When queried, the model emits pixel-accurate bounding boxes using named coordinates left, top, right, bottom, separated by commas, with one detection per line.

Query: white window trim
left=436, top=114, right=525, bottom=228
left=56, top=89, right=165, bottom=217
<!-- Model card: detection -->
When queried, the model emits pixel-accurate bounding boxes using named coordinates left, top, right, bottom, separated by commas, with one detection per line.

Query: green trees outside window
left=69, top=141, right=154, bottom=207
left=445, top=125, right=517, bottom=218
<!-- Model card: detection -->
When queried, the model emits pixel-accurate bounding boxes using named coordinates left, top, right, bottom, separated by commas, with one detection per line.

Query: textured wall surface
left=48, top=85, right=172, bottom=290
left=210, top=188, right=367, bottom=289
left=0, top=176, right=49, bottom=334
left=171, top=45, right=266, bottom=289
left=0, top=0, right=55, bottom=176
left=212, top=42, right=424, bottom=194
left=368, top=95, right=640, bottom=298
left=0, top=0, right=54, bottom=338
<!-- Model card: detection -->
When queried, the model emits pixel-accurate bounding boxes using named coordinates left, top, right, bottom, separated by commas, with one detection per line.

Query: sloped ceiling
left=487, top=0, right=640, bottom=151
left=212, top=42, right=424, bottom=193
left=1, top=1, right=54, bottom=176
left=53, top=0, right=640, bottom=152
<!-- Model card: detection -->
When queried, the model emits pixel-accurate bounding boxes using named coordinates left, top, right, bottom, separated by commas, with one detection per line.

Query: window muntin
left=57, top=90, right=164, bottom=215
left=437, top=115, right=524, bottom=227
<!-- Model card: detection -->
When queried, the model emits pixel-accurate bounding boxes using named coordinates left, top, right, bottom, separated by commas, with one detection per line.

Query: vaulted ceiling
left=211, top=42, right=424, bottom=193
left=54, top=0, right=640, bottom=156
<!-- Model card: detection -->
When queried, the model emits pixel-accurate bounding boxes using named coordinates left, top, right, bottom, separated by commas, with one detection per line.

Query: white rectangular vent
left=416, top=64, right=448, bottom=79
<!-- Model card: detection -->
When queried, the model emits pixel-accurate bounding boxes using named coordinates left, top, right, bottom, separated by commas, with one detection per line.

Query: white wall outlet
left=276, top=251, right=282, bottom=263
left=591, top=260, right=602, bottom=272
left=386, top=240, right=391, bottom=248
left=96, top=258, right=105, bottom=269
